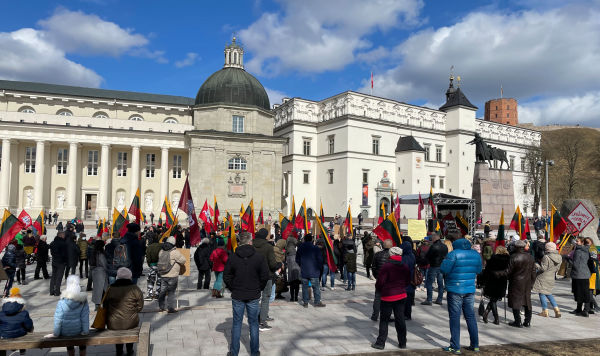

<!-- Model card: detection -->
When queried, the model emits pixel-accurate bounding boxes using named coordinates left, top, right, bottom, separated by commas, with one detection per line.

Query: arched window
left=18, top=106, right=35, bottom=114
left=129, top=115, right=144, bottom=121
left=93, top=111, right=109, bottom=119
left=164, top=117, right=178, bottom=124
left=228, top=157, right=247, bottom=170
left=57, top=109, right=73, bottom=116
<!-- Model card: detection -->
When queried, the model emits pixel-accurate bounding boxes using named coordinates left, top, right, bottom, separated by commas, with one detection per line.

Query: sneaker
left=167, top=309, right=178, bottom=314
left=259, top=323, right=272, bottom=331
left=434, top=300, right=443, bottom=305
left=371, top=343, right=384, bottom=350
left=265, top=317, right=274, bottom=322
left=421, top=301, right=432, bottom=305
left=465, top=346, right=480, bottom=352
left=158, top=308, right=166, bottom=313
left=314, top=302, right=326, bottom=307
left=370, top=316, right=378, bottom=322
left=303, top=302, right=309, bottom=308
left=442, top=346, right=461, bottom=354
left=330, top=287, right=335, bottom=291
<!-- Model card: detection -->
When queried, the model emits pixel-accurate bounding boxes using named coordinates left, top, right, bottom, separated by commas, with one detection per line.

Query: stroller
left=24, top=245, right=37, bottom=265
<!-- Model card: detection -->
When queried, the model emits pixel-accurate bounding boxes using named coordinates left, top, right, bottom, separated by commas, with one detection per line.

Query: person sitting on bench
left=52, top=275, right=89, bottom=356
left=0, top=287, right=34, bottom=355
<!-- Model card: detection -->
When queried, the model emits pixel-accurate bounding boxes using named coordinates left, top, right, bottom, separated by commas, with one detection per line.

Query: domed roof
left=195, top=67, right=270, bottom=110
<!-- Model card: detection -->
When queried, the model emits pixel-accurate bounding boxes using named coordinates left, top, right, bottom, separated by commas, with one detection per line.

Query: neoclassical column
left=98, top=144, right=111, bottom=210
left=33, top=140, right=45, bottom=208
left=130, top=145, right=140, bottom=200
left=160, top=147, right=169, bottom=203
left=66, top=142, right=79, bottom=210
left=0, top=139, right=12, bottom=208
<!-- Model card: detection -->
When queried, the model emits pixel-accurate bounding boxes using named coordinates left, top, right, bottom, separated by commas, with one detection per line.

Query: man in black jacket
left=193, top=238, right=212, bottom=290
left=34, top=236, right=50, bottom=279
left=49, top=232, right=68, bottom=296
left=224, top=232, right=270, bottom=356
left=253, top=228, right=279, bottom=331
left=421, top=232, right=448, bottom=305
left=371, top=239, right=393, bottom=321
left=121, top=223, right=145, bottom=284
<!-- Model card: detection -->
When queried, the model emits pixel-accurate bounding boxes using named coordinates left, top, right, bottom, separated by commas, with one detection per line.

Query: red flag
left=258, top=201, right=264, bottom=225
left=178, top=176, right=200, bottom=246
left=371, top=71, right=373, bottom=89
left=241, top=200, right=255, bottom=237
left=394, top=196, right=401, bottom=221
left=418, top=193, right=424, bottom=220
left=199, top=199, right=214, bottom=234
left=17, top=210, right=33, bottom=229
left=524, top=218, right=531, bottom=237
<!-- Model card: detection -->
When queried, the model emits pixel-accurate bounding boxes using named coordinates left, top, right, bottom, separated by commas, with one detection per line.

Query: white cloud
left=0, top=28, right=102, bottom=87
left=358, top=3, right=600, bottom=125
left=239, top=0, right=423, bottom=75
left=519, top=92, right=600, bottom=127
left=175, top=52, right=199, bottom=68
left=38, top=8, right=148, bottom=56
left=265, top=87, right=288, bottom=107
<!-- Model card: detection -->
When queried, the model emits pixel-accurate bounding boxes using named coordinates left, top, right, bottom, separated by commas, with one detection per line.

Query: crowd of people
left=1, top=216, right=599, bottom=356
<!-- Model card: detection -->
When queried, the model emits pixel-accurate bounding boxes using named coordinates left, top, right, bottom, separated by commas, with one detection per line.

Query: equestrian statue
left=467, top=133, right=509, bottom=169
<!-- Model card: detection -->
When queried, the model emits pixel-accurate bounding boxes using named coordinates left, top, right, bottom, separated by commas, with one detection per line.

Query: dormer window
left=129, top=115, right=144, bottom=121
left=57, top=109, right=73, bottom=116
left=19, top=106, right=35, bottom=114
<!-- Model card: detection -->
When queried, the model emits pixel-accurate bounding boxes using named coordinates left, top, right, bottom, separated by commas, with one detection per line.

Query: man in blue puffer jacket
left=440, top=232, right=482, bottom=354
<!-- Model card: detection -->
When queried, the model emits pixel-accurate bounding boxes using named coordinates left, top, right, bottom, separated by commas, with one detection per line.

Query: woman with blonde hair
left=532, top=242, right=562, bottom=318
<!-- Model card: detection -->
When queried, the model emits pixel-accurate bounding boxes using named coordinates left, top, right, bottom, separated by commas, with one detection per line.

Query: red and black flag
left=316, top=213, right=337, bottom=272
left=129, top=188, right=142, bottom=224
left=373, top=213, right=402, bottom=247
left=0, top=209, right=25, bottom=252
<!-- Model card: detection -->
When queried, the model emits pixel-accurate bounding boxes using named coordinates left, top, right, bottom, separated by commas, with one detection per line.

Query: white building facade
left=274, top=78, right=541, bottom=220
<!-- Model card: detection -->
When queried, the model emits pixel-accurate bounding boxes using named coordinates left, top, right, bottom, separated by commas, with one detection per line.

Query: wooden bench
left=0, top=322, right=150, bottom=356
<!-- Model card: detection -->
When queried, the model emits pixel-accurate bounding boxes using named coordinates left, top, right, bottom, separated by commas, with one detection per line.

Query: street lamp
left=536, top=160, right=555, bottom=218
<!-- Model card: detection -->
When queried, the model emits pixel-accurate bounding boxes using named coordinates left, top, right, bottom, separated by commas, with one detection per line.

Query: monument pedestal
left=472, top=162, right=515, bottom=228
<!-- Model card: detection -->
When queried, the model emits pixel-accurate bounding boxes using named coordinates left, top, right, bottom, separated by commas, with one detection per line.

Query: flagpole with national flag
left=0, top=209, right=25, bottom=253
left=370, top=71, right=373, bottom=95
left=178, top=174, right=201, bottom=246
left=343, top=205, right=353, bottom=236
left=213, top=195, right=220, bottom=232
left=129, top=188, right=141, bottom=224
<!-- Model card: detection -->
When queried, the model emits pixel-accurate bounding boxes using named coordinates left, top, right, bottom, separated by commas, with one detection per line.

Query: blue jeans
left=347, top=272, right=356, bottom=288
left=230, top=298, right=260, bottom=356
left=447, top=292, right=478, bottom=350
left=269, top=282, right=276, bottom=302
left=321, top=265, right=335, bottom=288
left=302, top=277, right=321, bottom=304
left=425, top=266, right=444, bottom=302
left=539, top=293, right=557, bottom=309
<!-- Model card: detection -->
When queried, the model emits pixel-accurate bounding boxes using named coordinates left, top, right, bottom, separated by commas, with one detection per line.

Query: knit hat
left=116, top=267, right=132, bottom=280
left=256, top=228, right=269, bottom=239
left=9, top=287, right=22, bottom=298
left=126, top=223, right=141, bottom=233
left=389, top=246, right=403, bottom=256
left=545, top=242, right=557, bottom=252
left=166, top=236, right=176, bottom=245
left=201, top=238, right=210, bottom=245
left=65, top=275, right=81, bottom=295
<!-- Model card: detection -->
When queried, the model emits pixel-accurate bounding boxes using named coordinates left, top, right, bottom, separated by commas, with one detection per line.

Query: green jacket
left=77, top=238, right=89, bottom=259
left=146, top=243, right=162, bottom=266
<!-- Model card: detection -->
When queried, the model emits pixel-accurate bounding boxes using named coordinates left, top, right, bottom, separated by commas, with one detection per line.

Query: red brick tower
left=484, top=98, right=518, bottom=125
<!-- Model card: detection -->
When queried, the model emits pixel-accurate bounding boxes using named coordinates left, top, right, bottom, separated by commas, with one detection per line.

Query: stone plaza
left=8, top=230, right=599, bottom=356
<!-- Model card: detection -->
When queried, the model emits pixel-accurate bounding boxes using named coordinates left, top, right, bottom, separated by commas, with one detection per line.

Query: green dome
left=195, top=67, right=270, bottom=110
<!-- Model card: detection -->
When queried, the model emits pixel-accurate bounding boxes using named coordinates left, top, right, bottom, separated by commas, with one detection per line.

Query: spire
left=224, top=36, right=244, bottom=69
left=439, top=72, right=477, bottom=112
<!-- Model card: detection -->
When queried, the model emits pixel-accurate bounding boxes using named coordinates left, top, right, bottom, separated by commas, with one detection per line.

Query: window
left=439, top=177, right=445, bottom=189
left=25, top=146, right=36, bottom=173
left=57, top=109, right=73, bottom=116
left=57, top=148, right=68, bottom=175
left=507, top=105, right=510, bottom=110
left=146, top=153, right=156, bottom=178
left=117, top=152, right=128, bottom=177
left=164, top=118, right=178, bottom=124
left=495, top=105, right=498, bottom=110
left=232, top=115, right=244, bottom=133
left=435, top=145, right=443, bottom=162
left=19, top=106, right=35, bottom=114
left=303, top=140, right=311, bottom=156
left=520, top=157, right=526, bottom=171
left=228, top=157, right=247, bottom=170
left=430, top=176, right=436, bottom=188
left=523, top=184, right=528, bottom=194
left=87, top=150, right=99, bottom=176
left=495, top=113, right=498, bottom=118
left=173, top=155, right=182, bottom=178
left=372, top=138, right=380, bottom=155
left=424, top=144, right=431, bottom=161
left=328, top=136, right=335, bottom=154
left=93, top=111, right=109, bottom=119
left=362, top=171, right=368, bottom=184
left=303, top=171, right=309, bottom=184
left=507, top=113, right=509, bottom=118
left=129, top=115, right=144, bottom=121
left=509, top=156, right=515, bottom=171
left=328, top=169, right=334, bottom=184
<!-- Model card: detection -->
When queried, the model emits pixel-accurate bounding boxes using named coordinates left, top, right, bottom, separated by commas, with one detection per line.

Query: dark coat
left=295, top=241, right=324, bottom=279
left=37, top=240, right=49, bottom=263
left=375, top=256, right=411, bottom=299
left=0, top=297, right=34, bottom=338
left=497, top=248, right=537, bottom=309
left=1, top=248, right=17, bottom=271
left=65, top=238, right=79, bottom=268
left=372, top=249, right=390, bottom=279
left=120, top=232, right=144, bottom=279
left=285, top=238, right=301, bottom=282
left=104, top=279, right=144, bottom=330
left=223, top=244, right=270, bottom=300
left=425, top=240, right=448, bottom=267
left=532, top=240, right=546, bottom=263
left=570, top=244, right=592, bottom=280
left=344, top=252, right=357, bottom=273
left=14, top=247, right=26, bottom=269
left=104, top=238, right=121, bottom=277
left=342, top=238, right=357, bottom=254
left=253, top=237, right=278, bottom=277
left=50, top=237, right=68, bottom=265
left=400, top=241, right=416, bottom=293
left=193, top=244, right=212, bottom=271
left=482, top=253, right=510, bottom=300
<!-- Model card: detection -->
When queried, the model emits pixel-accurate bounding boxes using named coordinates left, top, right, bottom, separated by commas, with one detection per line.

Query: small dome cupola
left=224, top=37, right=244, bottom=69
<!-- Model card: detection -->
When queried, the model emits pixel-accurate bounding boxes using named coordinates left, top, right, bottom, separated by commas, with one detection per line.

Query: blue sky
left=1, top=0, right=599, bottom=126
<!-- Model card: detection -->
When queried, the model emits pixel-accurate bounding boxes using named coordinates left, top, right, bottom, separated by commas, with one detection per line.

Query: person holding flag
left=178, top=176, right=201, bottom=246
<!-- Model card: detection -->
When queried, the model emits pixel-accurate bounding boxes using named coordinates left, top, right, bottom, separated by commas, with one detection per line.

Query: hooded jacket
left=104, top=279, right=144, bottom=330
left=440, top=238, right=483, bottom=294
left=375, top=255, right=410, bottom=301
left=223, top=244, right=270, bottom=300
left=571, top=244, right=592, bottom=280
left=158, top=242, right=186, bottom=278
left=210, top=247, right=229, bottom=272
left=532, top=251, right=562, bottom=295
left=0, top=296, right=34, bottom=338
left=296, top=241, right=324, bottom=279
left=193, top=243, right=212, bottom=271
left=253, top=237, right=278, bottom=277
left=400, top=241, right=416, bottom=293
left=53, top=289, right=89, bottom=337
left=425, top=239, right=448, bottom=267
left=1, top=246, right=16, bottom=271
left=50, top=237, right=68, bottom=265
left=285, top=238, right=301, bottom=282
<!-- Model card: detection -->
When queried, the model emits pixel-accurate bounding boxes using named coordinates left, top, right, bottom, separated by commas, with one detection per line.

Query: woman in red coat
left=210, top=237, right=229, bottom=298
left=371, top=246, right=411, bottom=350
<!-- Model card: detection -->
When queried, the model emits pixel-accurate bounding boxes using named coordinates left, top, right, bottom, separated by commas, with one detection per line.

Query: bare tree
left=558, top=136, right=583, bottom=199
left=525, top=148, right=544, bottom=218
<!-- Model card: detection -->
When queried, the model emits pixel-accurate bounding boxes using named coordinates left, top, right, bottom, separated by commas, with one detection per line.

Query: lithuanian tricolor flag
left=455, top=212, right=469, bottom=236
left=112, top=208, right=128, bottom=238
left=316, top=213, right=337, bottom=272
left=213, top=196, right=220, bottom=231
left=550, top=204, right=568, bottom=242
left=378, top=201, right=386, bottom=224
left=279, top=213, right=293, bottom=240
left=129, top=188, right=141, bottom=224
left=241, top=200, right=255, bottom=237
left=33, top=210, right=44, bottom=236
left=96, top=219, right=104, bottom=237
left=509, top=206, right=524, bottom=239
left=295, top=199, right=309, bottom=232
left=161, top=196, right=175, bottom=228
left=373, top=213, right=402, bottom=247
left=290, top=196, right=296, bottom=226
left=343, top=205, right=352, bottom=236
left=0, top=209, right=25, bottom=253
left=226, top=213, right=237, bottom=252
left=496, top=209, right=506, bottom=247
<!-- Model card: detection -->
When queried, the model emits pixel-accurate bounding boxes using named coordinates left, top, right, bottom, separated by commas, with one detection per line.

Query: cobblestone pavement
left=4, top=237, right=600, bottom=356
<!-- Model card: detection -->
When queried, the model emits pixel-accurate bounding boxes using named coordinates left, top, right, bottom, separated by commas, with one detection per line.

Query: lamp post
left=537, top=160, right=555, bottom=218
